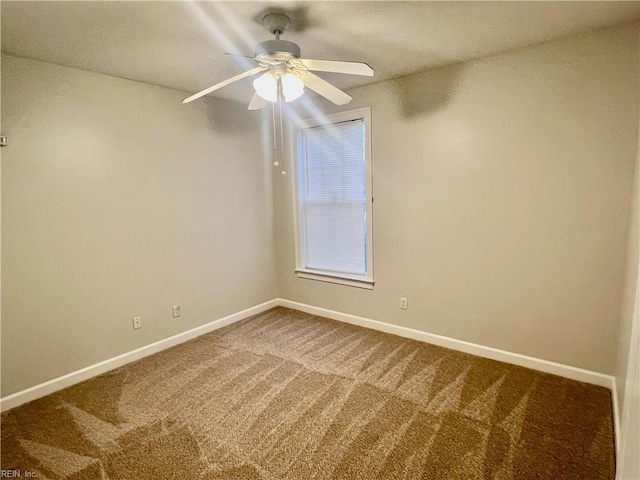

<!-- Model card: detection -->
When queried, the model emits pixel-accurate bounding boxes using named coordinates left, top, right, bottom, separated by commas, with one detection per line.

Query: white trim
left=277, top=299, right=615, bottom=389
left=292, top=107, right=374, bottom=287
left=295, top=270, right=374, bottom=289
left=616, top=280, right=640, bottom=470
left=0, top=299, right=279, bottom=412
left=611, top=375, right=621, bottom=456
left=2, top=297, right=617, bottom=416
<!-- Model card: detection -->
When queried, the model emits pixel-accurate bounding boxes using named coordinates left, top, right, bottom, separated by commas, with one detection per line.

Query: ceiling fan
left=182, top=13, right=374, bottom=109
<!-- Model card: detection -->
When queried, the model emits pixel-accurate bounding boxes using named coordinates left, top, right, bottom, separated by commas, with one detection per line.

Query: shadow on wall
left=202, top=95, right=260, bottom=135
left=392, top=63, right=464, bottom=119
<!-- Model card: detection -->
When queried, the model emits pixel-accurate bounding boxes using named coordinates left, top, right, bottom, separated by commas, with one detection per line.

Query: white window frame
left=292, top=106, right=374, bottom=289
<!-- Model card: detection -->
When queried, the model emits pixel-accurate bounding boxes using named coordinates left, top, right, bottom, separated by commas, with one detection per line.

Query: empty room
left=1, top=1, right=639, bottom=479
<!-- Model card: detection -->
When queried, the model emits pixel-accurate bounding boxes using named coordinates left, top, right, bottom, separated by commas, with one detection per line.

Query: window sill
left=294, top=270, right=374, bottom=290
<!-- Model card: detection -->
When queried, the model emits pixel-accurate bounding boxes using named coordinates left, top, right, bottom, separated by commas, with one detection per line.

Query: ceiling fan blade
left=248, top=92, right=268, bottom=111
left=226, top=52, right=280, bottom=67
left=225, top=52, right=254, bottom=59
left=297, top=59, right=374, bottom=77
left=182, top=66, right=267, bottom=104
left=301, top=72, right=352, bottom=106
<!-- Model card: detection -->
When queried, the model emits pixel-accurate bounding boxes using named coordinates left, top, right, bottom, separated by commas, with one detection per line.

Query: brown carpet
left=1, top=307, right=615, bottom=479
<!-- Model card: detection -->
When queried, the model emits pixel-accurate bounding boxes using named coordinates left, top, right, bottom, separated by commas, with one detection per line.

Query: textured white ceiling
left=2, top=1, right=639, bottom=104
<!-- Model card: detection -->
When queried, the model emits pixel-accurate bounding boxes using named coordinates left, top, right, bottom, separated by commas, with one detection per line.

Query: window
left=294, top=107, right=373, bottom=289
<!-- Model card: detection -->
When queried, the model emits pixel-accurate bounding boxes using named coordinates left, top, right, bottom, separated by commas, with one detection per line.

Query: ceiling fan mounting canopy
left=262, top=13, right=291, bottom=36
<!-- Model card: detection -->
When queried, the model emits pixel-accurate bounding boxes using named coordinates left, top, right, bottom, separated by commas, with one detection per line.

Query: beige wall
left=276, top=23, right=640, bottom=374
left=2, top=22, right=638, bottom=398
left=1, top=56, right=277, bottom=396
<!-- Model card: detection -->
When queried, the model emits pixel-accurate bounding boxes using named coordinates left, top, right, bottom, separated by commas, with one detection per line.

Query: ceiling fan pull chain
left=278, top=84, right=286, bottom=176
left=271, top=101, right=279, bottom=168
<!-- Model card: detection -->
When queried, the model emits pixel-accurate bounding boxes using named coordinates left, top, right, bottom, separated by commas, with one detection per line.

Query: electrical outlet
left=132, top=316, right=142, bottom=330
left=172, top=305, right=181, bottom=318
left=400, top=297, right=408, bottom=310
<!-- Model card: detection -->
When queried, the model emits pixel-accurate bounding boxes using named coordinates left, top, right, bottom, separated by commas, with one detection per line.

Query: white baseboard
left=277, top=299, right=616, bottom=389
left=611, top=377, right=621, bottom=456
left=2, top=296, right=618, bottom=431
left=279, top=301, right=622, bottom=453
left=277, top=299, right=623, bottom=457
left=0, top=299, right=279, bottom=413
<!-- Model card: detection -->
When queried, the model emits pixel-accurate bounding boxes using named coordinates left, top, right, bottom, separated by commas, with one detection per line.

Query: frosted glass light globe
left=282, top=74, right=304, bottom=102
left=253, top=73, right=278, bottom=103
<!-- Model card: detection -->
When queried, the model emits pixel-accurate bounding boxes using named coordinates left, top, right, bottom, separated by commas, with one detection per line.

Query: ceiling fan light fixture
left=183, top=11, right=373, bottom=108
left=253, top=72, right=278, bottom=102
left=253, top=71, right=305, bottom=103
left=282, top=73, right=304, bottom=102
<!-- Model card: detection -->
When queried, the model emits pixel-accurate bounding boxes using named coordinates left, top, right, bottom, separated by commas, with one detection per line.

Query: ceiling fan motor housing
left=255, top=39, right=301, bottom=60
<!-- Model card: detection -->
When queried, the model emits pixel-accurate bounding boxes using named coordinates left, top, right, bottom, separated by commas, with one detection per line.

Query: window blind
left=300, top=118, right=367, bottom=275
